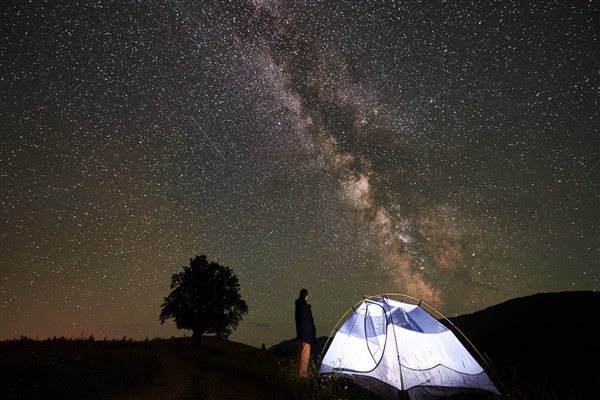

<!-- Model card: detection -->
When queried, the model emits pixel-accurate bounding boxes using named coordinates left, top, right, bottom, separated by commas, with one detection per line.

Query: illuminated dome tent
left=318, top=294, right=502, bottom=400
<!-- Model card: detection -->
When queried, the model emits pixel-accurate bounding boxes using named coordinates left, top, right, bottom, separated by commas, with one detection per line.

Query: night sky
left=2, top=0, right=598, bottom=347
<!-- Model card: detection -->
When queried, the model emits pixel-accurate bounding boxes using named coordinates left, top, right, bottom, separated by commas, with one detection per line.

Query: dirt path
left=111, top=342, right=269, bottom=400
left=111, top=342, right=194, bottom=400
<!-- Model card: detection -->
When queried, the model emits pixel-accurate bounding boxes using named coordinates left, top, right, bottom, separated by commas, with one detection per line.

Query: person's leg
left=297, top=341, right=311, bottom=377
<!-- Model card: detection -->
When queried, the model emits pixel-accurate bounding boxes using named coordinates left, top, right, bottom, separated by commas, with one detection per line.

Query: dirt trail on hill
left=111, top=342, right=269, bottom=400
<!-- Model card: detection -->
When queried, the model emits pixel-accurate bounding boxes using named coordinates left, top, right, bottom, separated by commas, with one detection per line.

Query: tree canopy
left=159, top=255, right=248, bottom=344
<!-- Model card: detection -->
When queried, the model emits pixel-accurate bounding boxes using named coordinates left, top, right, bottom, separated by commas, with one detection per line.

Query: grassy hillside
left=3, top=292, right=598, bottom=400
left=0, top=336, right=378, bottom=400
left=0, top=334, right=549, bottom=400
left=0, top=337, right=161, bottom=399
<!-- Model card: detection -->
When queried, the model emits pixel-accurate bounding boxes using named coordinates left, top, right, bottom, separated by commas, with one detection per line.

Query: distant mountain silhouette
left=271, top=291, right=600, bottom=397
left=446, top=290, right=600, bottom=395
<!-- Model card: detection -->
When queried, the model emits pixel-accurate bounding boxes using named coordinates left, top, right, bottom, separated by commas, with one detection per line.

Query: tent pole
left=381, top=296, right=406, bottom=396
left=318, top=297, right=365, bottom=360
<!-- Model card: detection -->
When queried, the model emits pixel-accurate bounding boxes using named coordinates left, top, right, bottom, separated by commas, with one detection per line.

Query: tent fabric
left=319, top=296, right=500, bottom=400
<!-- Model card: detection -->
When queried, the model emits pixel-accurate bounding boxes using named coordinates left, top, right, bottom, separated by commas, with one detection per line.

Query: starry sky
left=1, top=0, right=598, bottom=347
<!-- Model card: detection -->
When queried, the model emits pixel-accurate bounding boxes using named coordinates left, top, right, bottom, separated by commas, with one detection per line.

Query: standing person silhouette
left=295, top=288, right=316, bottom=378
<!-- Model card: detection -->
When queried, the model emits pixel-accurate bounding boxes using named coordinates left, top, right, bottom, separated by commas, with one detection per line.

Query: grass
left=0, top=337, right=161, bottom=400
left=1, top=336, right=596, bottom=399
left=170, top=336, right=380, bottom=399
left=0, top=336, right=379, bottom=400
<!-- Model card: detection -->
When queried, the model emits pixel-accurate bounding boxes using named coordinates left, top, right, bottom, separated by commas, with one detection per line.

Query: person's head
left=299, top=288, right=308, bottom=300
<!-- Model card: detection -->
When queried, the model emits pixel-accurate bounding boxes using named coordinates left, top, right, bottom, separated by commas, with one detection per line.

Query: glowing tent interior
left=318, top=294, right=502, bottom=400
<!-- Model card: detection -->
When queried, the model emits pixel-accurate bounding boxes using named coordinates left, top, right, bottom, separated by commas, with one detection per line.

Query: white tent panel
left=319, top=296, right=500, bottom=400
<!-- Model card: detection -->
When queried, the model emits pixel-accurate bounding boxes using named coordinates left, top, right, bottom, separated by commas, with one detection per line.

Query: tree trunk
left=192, top=330, right=203, bottom=346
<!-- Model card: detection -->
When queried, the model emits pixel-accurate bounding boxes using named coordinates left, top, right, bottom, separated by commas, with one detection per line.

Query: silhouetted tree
left=159, top=255, right=248, bottom=345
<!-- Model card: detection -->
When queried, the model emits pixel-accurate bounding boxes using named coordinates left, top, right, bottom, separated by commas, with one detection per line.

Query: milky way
left=2, top=0, right=598, bottom=346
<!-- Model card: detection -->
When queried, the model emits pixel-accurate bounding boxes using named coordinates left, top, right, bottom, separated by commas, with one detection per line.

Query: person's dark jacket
left=295, top=297, right=316, bottom=345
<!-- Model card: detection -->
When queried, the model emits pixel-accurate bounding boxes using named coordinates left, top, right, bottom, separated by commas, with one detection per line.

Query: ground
left=111, top=340, right=274, bottom=400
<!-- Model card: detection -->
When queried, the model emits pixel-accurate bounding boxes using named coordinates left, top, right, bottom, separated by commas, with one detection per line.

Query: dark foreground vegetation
left=2, top=291, right=598, bottom=400
left=2, top=334, right=595, bottom=400
left=0, top=337, right=161, bottom=399
left=0, top=336, right=379, bottom=400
